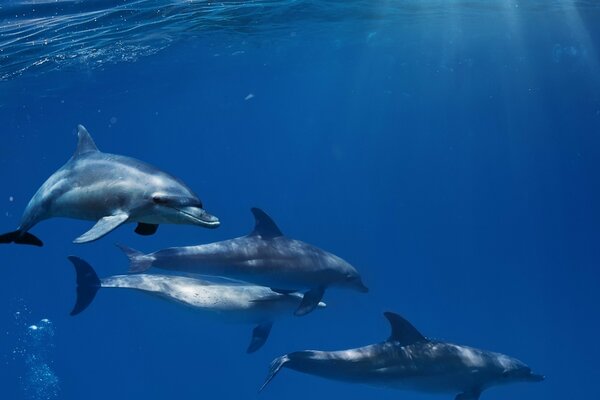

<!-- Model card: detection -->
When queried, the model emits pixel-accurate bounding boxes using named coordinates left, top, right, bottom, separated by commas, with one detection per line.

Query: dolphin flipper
left=0, top=230, right=43, bottom=246
left=247, top=322, right=273, bottom=353
left=134, top=223, right=158, bottom=236
left=455, top=390, right=481, bottom=400
left=294, top=286, right=325, bottom=316
left=73, top=213, right=129, bottom=244
left=68, top=256, right=101, bottom=316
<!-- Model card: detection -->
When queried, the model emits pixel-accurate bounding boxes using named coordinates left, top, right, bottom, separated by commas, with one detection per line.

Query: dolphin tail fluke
left=259, top=355, right=290, bottom=392
left=0, top=230, right=43, bottom=246
left=116, top=243, right=154, bottom=273
left=68, top=256, right=101, bottom=316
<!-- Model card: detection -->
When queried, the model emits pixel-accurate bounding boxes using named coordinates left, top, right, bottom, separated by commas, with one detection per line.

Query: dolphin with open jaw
left=260, top=312, right=544, bottom=399
left=68, top=256, right=324, bottom=353
left=0, top=125, right=219, bottom=246
left=119, top=208, right=367, bottom=316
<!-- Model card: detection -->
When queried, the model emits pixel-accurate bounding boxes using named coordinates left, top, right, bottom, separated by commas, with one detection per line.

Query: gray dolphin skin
left=260, top=312, right=544, bottom=399
left=118, top=208, right=367, bottom=316
left=0, top=125, right=219, bottom=246
left=68, top=256, right=324, bottom=353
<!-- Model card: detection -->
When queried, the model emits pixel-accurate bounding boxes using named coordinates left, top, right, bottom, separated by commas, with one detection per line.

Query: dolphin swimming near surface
left=68, top=256, right=324, bottom=353
left=260, top=312, right=544, bottom=399
left=118, top=208, right=367, bottom=316
left=0, top=125, right=219, bottom=246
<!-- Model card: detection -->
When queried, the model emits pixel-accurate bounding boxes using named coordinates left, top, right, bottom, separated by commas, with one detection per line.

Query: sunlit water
left=1, top=0, right=598, bottom=80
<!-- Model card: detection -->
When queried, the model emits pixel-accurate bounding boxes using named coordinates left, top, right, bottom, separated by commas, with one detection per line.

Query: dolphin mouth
left=175, top=207, right=220, bottom=228
left=528, top=373, right=545, bottom=382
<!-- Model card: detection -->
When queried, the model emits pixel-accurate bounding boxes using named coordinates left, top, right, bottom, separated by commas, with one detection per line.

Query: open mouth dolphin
left=260, top=312, right=544, bottom=399
left=68, top=256, right=324, bottom=353
left=118, top=207, right=367, bottom=316
left=0, top=125, right=219, bottom=246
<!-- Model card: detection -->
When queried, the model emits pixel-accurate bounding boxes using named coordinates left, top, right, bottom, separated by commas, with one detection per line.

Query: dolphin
left=260, top=312, right=544, bottom=399
left=68, top=256, right=325, bottom=353
left=118, top=208, right=367, bottom=316
left=0, top=125, right=219, bottom=246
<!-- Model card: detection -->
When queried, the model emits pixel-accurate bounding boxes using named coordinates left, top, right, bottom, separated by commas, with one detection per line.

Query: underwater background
left=1, top=0, right=599, bottom=399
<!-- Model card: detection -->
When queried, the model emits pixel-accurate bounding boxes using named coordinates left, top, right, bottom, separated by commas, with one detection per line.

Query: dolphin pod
left=68, top=256, right=325, bottom=353
left=0, top=125, right=219, bottom=246
left=260, top=312, right=544, bottom=399
left=116, top=207, right=368, bottom=316
left=5, top=125, right=542, bottom=397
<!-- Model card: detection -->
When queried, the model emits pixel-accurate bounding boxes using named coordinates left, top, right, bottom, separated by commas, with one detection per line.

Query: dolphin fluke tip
left=259, top=355, right=289, bottom=393
left=115, top=243, right=154, bottom=273
left=0, top=230, right=43, bottom=246
left=68, top=256, right=101, bottom=316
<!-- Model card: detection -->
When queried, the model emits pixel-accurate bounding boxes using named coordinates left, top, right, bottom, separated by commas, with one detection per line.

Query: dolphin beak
left=197, top=210, right=220, bottom=229
left=355, top=279, right=369, bottom=293
left=175, top=207, right=220, bottom=228
left=529, top=373, right=545, bottom=382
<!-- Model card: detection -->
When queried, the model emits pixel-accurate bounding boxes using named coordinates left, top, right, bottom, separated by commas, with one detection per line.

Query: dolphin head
left=331, top=257, right=368, bottom=293
left=149, top=192, right=220, bottom=228
left=497, top=357, right=544, bottom=385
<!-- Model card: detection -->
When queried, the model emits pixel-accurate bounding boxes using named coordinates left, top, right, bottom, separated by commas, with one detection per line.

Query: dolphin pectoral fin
left=270, top=288, right=296, bottom=295
left=0, top=230, right=43, bottom=246
left=455, top=390, right=481, bottom=400
left=384, top=312, right=428, bottom=345
left=294, top=286, right=325, bottom=316
left=134, top=223, right=158, bottom=236
left=73, top=213, right=129, bottom=244
left=247, top=322, right=273, bottom=354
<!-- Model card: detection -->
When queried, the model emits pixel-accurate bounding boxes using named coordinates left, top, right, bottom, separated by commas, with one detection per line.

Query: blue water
left=1, top=0, right=600, bottom=399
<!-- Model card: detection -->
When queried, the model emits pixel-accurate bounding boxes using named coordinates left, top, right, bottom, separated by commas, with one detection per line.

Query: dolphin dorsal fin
left=384, top=312, right=427, bottom=345
left=74, top=125, right=99, bottom=156
left=250, top=208, right=283, bottom=239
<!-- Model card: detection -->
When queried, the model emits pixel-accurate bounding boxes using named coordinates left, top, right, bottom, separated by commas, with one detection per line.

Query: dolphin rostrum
left=118, top=208, right=367, bottom=316
left=0, top=125, right=219, bottom=246
left=68, top=256, right=324, bottom=353
left=260, top=312, right=544, bottom=399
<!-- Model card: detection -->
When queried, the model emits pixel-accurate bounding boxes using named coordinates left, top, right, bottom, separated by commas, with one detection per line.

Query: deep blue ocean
left=1, top=1, right=599, bottom=399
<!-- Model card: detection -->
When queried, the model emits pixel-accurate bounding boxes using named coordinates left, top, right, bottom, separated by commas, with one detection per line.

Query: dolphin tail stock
left=259, top=354, right=290, bottom=392
left=0, top=230, right=43, bottom=246
left=68, top=256, right=101, bottom=316
left=116, top=243, right=154, bottom=273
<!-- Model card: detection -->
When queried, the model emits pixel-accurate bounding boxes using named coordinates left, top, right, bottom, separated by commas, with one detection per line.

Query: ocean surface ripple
left=0, top=0, right=597, bottom=80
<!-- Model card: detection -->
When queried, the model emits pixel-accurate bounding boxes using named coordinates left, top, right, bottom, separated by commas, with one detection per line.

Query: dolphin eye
left=152, top=195, right=170, bottom=205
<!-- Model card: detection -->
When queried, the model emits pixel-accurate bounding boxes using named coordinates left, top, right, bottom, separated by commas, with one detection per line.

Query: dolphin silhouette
left=0, top=125, right=219, bottom=246
left=68, top=256, right=324, bottom=353
left=118, top=208, right=367, bottom=316
left=260, top=312, right=544, bottom=399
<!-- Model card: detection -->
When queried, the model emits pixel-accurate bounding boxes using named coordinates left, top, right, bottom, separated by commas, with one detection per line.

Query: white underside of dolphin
left=68, top=256, right=325, bottom=353
left=0, top=125, right=219, bottom=246
left=118, top=208, right=368, bottom=316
